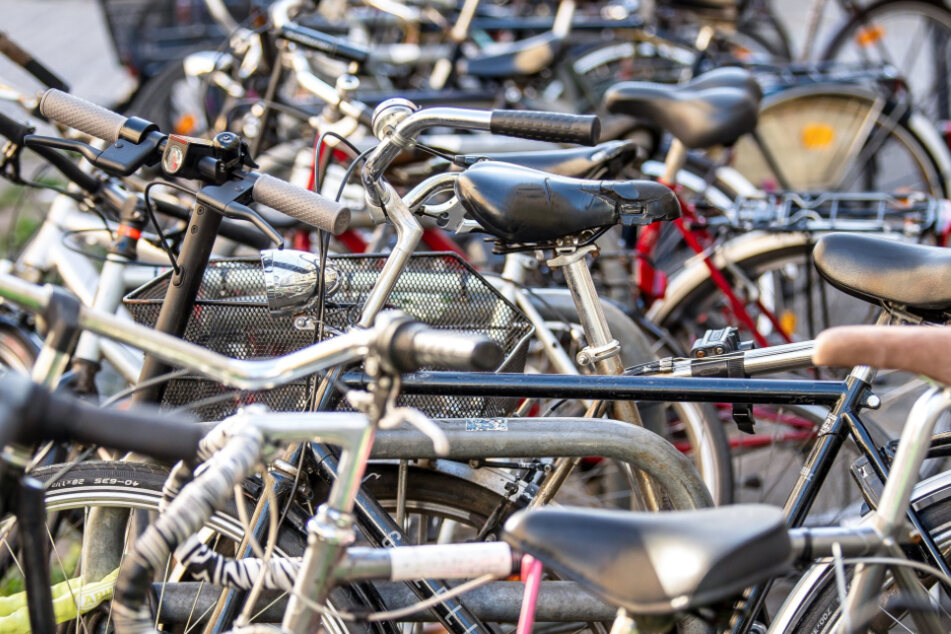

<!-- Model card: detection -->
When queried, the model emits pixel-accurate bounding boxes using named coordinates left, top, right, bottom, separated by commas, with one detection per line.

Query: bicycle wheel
left=731, top=84, right=947, bottom=195
left=2, top=461, right=369, bottom=633
left=776, top=476, right=951, bottom=633
left=822, top=0, right=951, bottom=125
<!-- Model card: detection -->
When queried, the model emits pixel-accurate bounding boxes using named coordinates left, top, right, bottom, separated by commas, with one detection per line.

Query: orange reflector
left=173, top=113, right=197, bottom=136
left=780, top=311, right=796, bottom=337
left=856, top=24, right=884, bottom=47
left=801, top=123, right=835, bottom=149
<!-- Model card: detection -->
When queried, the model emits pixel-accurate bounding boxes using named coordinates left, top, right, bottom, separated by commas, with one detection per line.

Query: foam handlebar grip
left=390, top=323, right=505, bottom=373
left=0, top=374, right=202, bottom=463
left=39, top=88, right=126, bottom=143
left=252, top=174, right=351, bottom=235
left=489, top=110, right=601, bottom=146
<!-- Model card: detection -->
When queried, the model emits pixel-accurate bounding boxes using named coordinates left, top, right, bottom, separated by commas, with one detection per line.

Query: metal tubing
left=357, top=190, right=423, bottom=327
left=788, top=525, right=880, bottom=560
left=283, top=418, right=377, bottom=633
left=73, top=256, right=128, bottom=364
left=370, top=417, right=713, bottom=509
left=348, top=371, right=847, bottom=405
left=133, top=204, right=222, bottom=405
left=30, top=343, right=69, bottom=388
left=845, top=388, right=951, bottom=622
left=742, top=340, right=816, bottom=375
left=311, top=445, right=490, bottom=634
left=18, top=476, right=55, bottom=634
left=153, top=580, right=616, bottom=624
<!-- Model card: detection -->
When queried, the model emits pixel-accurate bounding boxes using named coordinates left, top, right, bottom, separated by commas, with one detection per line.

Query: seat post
left=661, top=138, right=688, bottom=185
left=548, top=245, right=630, bottom=387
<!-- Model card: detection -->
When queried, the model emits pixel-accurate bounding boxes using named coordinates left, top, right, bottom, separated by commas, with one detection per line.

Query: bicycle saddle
left=459, top=140, right=640, bottom=179
left=456, top=161, right=680, bottom=244
left=605, top=71, right=760, bottom=149
left=503, top=505, right=791, bottom=614
left=460, top=31, right=564, bottom=78
left=682, top=66, right=763, bottom=103
left=813, top=233, right=951, bottom=316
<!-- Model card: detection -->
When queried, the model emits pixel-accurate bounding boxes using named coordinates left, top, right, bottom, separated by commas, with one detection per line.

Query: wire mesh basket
left=124, top=253, right=534, bottom=421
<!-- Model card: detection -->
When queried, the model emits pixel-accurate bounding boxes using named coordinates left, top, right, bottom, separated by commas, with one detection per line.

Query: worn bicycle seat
left=458, top=140, right=640, bottom=179
left=503, top=505, right=791, bottom=614
left=456, top=160, right=680, bottom=244
left=813, top=233, right=951, bottom=316
left=605, top=70, right=759, bottom=148
left=460, top=31, right=564, bottom=78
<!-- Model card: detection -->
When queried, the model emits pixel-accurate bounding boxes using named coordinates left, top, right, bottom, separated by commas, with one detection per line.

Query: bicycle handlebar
left=0, top=31, right=69, bottom=92
left=0, top=373, right=202, bottom=462
left=489, top=110, right=600, bottom=146
left=37, top=89, right=351, bottom=235
left=0, top=110, right=102, bottom=193
left=389, top=321, right=504, bottom=372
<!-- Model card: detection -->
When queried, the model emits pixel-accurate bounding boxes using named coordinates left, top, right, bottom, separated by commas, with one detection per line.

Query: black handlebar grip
left=0, top=31, right=69, bottom=92
left=40, top=388, right=202, bottom=463
left=0, top=375, right=201, bottom=463
left=390, top=323, right=505, bottom=373
left=489, top=110, right=601, bottom=146
left=39, top=88, right=127, bottom=143
left=279, top=23, right=370, bottom=66
left=252, top=174, right=351, bottom=235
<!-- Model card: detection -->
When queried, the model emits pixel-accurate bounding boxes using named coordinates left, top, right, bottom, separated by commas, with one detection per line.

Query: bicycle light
left=261, top=249, right=340, bottom=316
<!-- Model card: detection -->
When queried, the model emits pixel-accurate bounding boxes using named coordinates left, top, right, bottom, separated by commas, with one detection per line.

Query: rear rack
left=727, top=191, right=945, bottom=237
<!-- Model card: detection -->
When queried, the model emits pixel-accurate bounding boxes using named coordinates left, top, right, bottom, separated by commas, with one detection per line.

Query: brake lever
left=23, top=131, right=164, bottom=177
left=23, top=135, right=99, bottom=164
left=221, top=201, right=282, bottom=247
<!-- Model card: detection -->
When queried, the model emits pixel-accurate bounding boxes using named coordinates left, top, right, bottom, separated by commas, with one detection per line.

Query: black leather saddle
left=503, top=505, right=791, bottom=615
left=605, top=68, right=760, bottom=149
left=461, top=31, right=564, bottom=78
left=456, top=161, right=680, bottom=244
left=458, top=140, right=640, bottom=179
left=814, top=233, right=951, bottom=316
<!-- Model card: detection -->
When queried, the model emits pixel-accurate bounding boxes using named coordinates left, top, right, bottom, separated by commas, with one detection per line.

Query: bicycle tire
left=17, top=461, right=374, bottom=634
left=22, top=460, right=517, bottom=631
left=0, top=319, right=39, bottom=374
left=821, top=0, right=951, bottom=124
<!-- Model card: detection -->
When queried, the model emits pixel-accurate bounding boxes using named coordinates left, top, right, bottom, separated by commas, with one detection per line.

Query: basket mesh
left=124, top=254, right=533, bottom=420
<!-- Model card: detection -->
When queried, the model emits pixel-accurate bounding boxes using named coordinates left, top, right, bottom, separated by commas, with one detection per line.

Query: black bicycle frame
left=342, top=366, right=951, bottom=632
left=131, top=202, right=222, bottom=406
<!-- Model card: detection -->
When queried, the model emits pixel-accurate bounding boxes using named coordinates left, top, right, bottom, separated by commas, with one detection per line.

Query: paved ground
left=0, top=0, right=134, bottom=109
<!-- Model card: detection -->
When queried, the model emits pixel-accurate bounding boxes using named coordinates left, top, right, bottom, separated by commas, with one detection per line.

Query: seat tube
left=551, top=246, right=664, bottom=510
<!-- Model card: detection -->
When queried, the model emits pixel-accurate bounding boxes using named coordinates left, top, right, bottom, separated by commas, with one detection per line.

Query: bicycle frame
left=13, top=193, right=162, bottom=385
